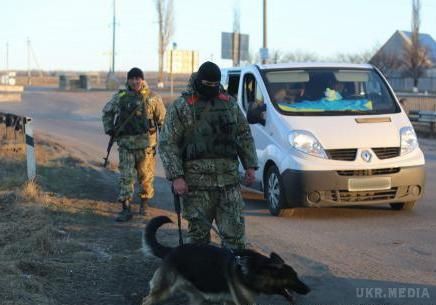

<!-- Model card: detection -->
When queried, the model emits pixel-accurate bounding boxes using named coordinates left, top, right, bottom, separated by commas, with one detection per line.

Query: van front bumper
left=280, top=166, right=425, bottom=207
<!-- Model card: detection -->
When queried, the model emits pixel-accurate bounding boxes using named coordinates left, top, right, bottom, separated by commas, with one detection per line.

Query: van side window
left=244, top=73, right=266, bottom=125
left=227, top=74, right=240, bottom=97
left=243, top=74, right=256, bottom=111
left=255, top=83, right=264, bottom=106
left=220, top=71, right=228, bottom=90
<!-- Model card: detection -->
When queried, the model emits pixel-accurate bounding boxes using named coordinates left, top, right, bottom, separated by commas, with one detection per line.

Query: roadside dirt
left=0, top=132, right=292, bottom=305
left=0, top=133, right=189, bottom=305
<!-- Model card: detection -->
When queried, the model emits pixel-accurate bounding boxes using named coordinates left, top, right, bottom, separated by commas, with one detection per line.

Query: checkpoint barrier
left=408, top=110, right=436, bottom=134
left=0, top=112, right=36, bottom=180
left=59, top=74, right=96, bottom=90
left=0, top=85, right=24, bottom=102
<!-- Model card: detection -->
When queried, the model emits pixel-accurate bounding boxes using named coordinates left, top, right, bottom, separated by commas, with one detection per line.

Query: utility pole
left=170, top=49, right=173, bottom=97
left=232, top=3, right=241, bottom=67
left=262, top=0, right=268, bottom=64
left=111, top=0, right=116, bottom=73
left=27, top=38, right=31, bottom=86
left=5, top=42, right=9, bottom=72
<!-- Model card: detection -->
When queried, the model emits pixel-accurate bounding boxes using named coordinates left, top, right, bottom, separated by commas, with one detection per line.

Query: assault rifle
left=103, top=99, right=144, bottom=167
left=102, top=92, right=162, bottom=167
left=103, top=130, right=116, bottom=167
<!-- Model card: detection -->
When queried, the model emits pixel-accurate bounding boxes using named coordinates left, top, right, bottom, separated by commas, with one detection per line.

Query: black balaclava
left=194, top=61, right=221, bottom=99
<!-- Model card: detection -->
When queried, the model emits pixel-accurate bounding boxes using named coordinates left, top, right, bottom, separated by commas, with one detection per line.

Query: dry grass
left=0, top=133, right=181, bottom=305
left=18, top=180, right=48, bottom=204
left=0, top=134, right=95, bottom=304
left=0, top=192, right=58, bottom=305
left=0, top=146, right=27, bottom=191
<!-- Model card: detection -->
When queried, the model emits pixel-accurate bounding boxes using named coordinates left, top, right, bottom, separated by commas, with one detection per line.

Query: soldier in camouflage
left=159, top=61, right=258, bottom=249
left=102, top=67, right=166, bottom=222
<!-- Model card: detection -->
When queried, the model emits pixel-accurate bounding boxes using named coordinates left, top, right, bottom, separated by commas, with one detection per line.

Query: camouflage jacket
left=159, top=91, right=258, bottom=189
left=102, top=84, right=166, bottom=149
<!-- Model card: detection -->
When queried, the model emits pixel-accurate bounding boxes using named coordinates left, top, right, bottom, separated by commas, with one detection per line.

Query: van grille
left=327, top=188, right=398, bottom=202
left=326, top=149, right=357, bottom=161
left=337, top=168, right=400, bottom=176
left=372, top=147, right=400, bottom=159
left=326, top=147, right=400, bottom=161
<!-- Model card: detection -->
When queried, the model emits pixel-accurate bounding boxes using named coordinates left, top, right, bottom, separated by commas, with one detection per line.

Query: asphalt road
left=1, top=88, right=435, bottom=305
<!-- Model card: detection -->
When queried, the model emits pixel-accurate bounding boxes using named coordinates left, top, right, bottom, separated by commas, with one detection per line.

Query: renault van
left=221, top=63, right=425, bottom=216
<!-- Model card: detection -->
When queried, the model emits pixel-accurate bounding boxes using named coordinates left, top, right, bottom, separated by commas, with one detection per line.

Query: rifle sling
left=113, top=95, right=149, bottom=138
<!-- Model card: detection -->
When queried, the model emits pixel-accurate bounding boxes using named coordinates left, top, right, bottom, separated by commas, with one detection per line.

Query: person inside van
left=274, top=88, right=294, bottom=103
left=299, top=76, right=327, bottom=101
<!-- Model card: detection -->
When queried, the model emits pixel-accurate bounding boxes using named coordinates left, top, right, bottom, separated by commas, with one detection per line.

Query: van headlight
left=400, top=126, right=418, bottom=155
left=288, top=130, right=328, bottom=159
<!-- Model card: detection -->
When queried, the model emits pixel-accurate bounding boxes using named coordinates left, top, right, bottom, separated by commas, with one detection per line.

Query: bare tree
left=402, top=0, right=432, bottom=89
left=233, top=2, right=240, bottom=33
left=370, top=51, right=403, bottom=77
left=232, top=3, right=241, bottom=66
left=270, top=49, right=282, bottom=64
left=155, top=0, right=174, bottom=85
left=333, top=47, right=378, bottom=64
left=281, top=50, right=319, bottom=63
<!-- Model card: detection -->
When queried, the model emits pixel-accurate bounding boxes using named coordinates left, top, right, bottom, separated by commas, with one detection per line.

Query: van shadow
left=243, top=198, right=418, bottom=220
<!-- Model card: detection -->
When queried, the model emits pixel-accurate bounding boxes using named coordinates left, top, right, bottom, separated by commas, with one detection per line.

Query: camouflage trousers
left=182, top=185, right=245, bottom=250
left=118, top=146, right=156, bottom=202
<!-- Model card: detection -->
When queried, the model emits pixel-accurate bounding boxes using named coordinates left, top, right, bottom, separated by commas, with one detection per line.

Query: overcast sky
left=1, top=0, right=435, bottom=71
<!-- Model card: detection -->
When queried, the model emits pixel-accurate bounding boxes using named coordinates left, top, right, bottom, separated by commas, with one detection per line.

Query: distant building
left=371, top=30, right=436, bottom=92
left=164, top=50, right=199, bottom=74
left=371, top=30, right=436, bottom=77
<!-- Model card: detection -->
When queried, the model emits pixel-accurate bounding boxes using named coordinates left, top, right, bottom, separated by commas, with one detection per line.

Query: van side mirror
left=247, top=103, right=266, bottom=125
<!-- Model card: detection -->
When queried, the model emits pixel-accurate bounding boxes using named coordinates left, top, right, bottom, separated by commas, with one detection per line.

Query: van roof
left=257, top=62, right=373, bottom=70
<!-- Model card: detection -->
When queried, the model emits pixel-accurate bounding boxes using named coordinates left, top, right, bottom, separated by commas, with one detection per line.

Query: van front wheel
left=265, top=166, right=286, bottom=216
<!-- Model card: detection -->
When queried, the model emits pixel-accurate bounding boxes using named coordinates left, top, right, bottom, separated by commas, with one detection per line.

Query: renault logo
left=361, top=150, right=372, bottom=162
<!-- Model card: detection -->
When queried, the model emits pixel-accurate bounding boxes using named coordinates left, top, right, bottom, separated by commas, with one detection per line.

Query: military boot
left=116, top=200, right=133, bottom=222
left=139, top=199, right=148, bottom=216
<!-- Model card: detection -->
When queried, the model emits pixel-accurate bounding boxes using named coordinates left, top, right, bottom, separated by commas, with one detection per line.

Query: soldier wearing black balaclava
left=159, top=61, right=258, bottom=249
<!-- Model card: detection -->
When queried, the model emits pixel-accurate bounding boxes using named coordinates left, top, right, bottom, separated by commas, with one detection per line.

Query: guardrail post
left=433, top=105, right=436, bottom=134
left=24, top=117, right=36, bottom=180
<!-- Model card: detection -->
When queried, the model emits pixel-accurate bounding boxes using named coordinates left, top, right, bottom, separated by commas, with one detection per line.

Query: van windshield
left=262, top=68, right=401, bottom=116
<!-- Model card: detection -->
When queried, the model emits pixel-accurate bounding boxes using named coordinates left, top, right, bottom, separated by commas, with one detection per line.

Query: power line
left=27, top=38, right=31, bottom=86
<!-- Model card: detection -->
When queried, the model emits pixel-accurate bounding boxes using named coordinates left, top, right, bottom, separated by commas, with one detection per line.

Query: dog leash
left=172, top=187, right=184, bottom=246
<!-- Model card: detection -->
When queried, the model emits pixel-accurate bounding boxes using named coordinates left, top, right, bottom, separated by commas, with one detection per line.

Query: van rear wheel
left=265, top=165, right=286, bottom=216
left=390, top=201, right=416, bottom=210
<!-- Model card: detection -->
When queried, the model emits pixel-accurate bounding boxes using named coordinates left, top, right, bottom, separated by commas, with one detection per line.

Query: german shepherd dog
left=141, top=216, right=310, bottom=305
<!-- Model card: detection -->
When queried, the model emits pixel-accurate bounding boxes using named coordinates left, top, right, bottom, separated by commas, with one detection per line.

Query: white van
left=221, top=63, right=425, bottom=216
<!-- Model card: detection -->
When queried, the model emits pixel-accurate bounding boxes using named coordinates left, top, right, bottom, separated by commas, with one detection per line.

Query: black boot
left=116, top=200, right=133, bottom=222
left=139, top=199, right=148, bottom=216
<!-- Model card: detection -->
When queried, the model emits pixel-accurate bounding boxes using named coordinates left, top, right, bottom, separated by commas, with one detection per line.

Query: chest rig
left=182, top=94, right=238, bottom=161
left=116, top=91, right=149, bottom=136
